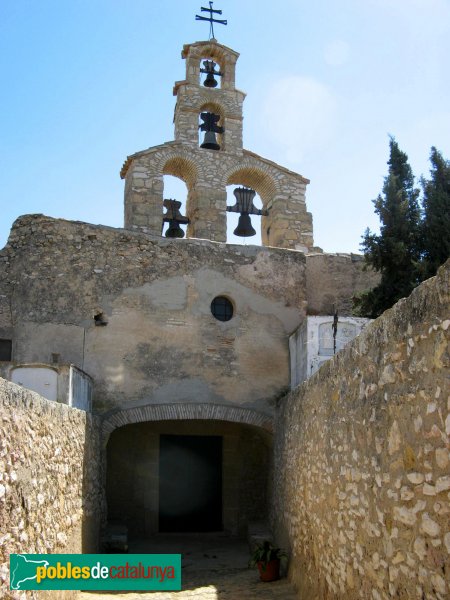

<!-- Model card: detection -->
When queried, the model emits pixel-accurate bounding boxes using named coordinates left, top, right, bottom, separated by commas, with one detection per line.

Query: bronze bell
left=199, top=112, right=223, bottom=151
left=227, top=187, right=268, bottom=238
left=165, top=220, right=185, bottom=238
left=162, top=199, right=189, bottom=238
left=200, top=130, right=220, bottom=150
left=233, top=213, right=256, bottom=237
left=201, top=60, right=221, bottom=88
left=204, top=71, right=218, bottom=88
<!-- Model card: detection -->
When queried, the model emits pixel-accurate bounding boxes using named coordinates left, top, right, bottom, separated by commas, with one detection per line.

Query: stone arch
left=158, top=150, right=211, bottom=239
left=224, top=162, right=282, bottom=246
left=158, top=152, right=199, bottom=190
left=101, top=402, right=273, bottom=446
left=199, top=100, right=225, bottom=118
left=104, top=403, right=273, bottom=536
left=223, top=162, right=279, bottom=206
left=191, top=43, right=229, bottom=69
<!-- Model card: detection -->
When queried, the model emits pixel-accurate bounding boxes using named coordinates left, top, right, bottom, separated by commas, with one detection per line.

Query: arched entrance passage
left=103, top=405, right=273, bottom=538
left=102, top=403, right=273, bottom=444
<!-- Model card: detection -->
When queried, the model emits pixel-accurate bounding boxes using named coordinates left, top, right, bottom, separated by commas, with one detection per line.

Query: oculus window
left=210, top=296, right=233, bottom=322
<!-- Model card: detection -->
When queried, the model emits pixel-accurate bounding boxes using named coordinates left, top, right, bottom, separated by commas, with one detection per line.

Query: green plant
left=249, top=541, right=287, bottom=571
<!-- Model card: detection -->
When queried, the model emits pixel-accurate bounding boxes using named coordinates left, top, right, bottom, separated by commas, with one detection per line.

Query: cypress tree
left=355, top=138, right=421, bottom=318
left=420, top=147, right=450, bottom=279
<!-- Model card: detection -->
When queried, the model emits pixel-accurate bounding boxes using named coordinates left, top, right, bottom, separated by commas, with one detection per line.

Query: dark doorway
left=159, top=435, right=222, bottom=532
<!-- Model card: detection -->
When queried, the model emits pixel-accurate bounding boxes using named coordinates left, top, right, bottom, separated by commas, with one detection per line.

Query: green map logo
left=10, top=555, right=50, bottom=590
left=10, top=554, right=181, bottom=591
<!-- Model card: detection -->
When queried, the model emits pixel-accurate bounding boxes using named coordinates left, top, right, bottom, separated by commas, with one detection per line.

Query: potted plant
left=249, top=540, right=287, bottom=582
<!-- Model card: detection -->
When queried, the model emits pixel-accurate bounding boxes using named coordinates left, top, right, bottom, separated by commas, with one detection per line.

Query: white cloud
left=260, top=76, right=337, bottom=164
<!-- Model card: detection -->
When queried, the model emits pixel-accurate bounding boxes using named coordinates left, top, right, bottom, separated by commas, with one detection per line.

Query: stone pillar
left=124, top=166, right=163, bottom=235
left=221, top=56, right=237, bottom=91
left=263, top=189, right=314, bottom=251
left=173, top=89, right=200, bottom=144
left=187, top=186, right=227, bottom=241
left=185, top=53, right=201, bottom=85
left=223, top=114, right=243, bottom=154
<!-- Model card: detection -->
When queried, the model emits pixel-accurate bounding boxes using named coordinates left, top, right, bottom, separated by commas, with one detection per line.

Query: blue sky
left=1, top=0, right=449, bottom=252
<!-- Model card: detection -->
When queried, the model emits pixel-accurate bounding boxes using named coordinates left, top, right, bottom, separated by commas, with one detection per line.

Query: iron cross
left=195, top=2, right=227, bottom=39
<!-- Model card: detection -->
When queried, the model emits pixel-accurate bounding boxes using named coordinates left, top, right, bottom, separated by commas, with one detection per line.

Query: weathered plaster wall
left=0, top=215, right=379, bottom=418
left=0, top=378, right=102, bottom=599
left=0, top=214, right=307, bottom=416
left=273, top=261, right=450, bottom=600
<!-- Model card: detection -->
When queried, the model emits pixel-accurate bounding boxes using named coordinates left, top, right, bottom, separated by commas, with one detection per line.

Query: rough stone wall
left=306, top=252, right=380, bottom=315
left=0, top=378, right=102, bottom=600
left=0, top=254, right=13, bottom=335
left=273, top=261, right=450, bottom=600
left=0, top=214, right=306, bottom=416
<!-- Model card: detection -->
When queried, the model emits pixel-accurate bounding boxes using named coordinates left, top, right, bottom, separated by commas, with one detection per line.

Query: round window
left=211, top=296, right=233, bottom=322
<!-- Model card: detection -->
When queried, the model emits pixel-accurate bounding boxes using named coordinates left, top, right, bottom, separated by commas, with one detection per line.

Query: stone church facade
left=0, top=39, right=376, bottom=543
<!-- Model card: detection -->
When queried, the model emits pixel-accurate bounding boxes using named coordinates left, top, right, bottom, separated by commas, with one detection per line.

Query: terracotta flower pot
left=257, top=558, right=280, bottom=582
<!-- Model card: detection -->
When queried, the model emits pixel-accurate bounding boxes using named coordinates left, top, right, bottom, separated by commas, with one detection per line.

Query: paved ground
left=78, top=533, right=297, bottom=599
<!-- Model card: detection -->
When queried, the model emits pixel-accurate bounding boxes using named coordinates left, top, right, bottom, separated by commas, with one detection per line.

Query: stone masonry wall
left=0, top=214, right=307, bottom=416
left=0, top=378, right=102, bottom=600
left=306, top=252, right=380, bottom=316
left=273, top=261, right=449, bottom=600
left=122, top=143, right=313, bottom=249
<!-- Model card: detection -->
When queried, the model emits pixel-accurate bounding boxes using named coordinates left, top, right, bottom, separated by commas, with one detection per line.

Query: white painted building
left=290, top=316, right=370, bottom=388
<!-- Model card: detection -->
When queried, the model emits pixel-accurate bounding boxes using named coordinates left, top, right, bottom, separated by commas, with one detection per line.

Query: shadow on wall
left=82, top=413, right=103, bottom=553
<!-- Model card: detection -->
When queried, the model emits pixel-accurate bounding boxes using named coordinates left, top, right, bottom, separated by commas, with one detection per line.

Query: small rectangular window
left=0, top=339, right=12, bottom=361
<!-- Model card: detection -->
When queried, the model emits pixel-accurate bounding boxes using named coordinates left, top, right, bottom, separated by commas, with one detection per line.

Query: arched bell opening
left=105, top=419, right=273, bottom=539
left=161, top=175, right=189, bottom=238
left=198, top=102, right=225, bottom=151
left=161, top=156, right=197, bottom=239
left=225, top=168, right=277, bottom=246
left=183, top=41, right=237, bottom=90
left=226, top=184, right=264, bottom=245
